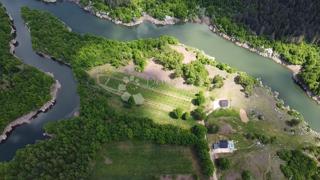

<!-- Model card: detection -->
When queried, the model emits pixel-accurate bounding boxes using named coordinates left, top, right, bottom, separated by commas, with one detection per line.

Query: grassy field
left=89, top=141, right=199, bottom=180
left=88, top=65, right=199, bottom=129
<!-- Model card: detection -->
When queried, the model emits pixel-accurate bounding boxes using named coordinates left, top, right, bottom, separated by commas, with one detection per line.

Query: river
left=0, top=0, right=319, bottom=161
left=0, top=0, right=79, bottom=161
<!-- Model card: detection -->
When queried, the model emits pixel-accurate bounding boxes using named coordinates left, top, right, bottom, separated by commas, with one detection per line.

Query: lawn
left=89, top=141, right=199, bottom=180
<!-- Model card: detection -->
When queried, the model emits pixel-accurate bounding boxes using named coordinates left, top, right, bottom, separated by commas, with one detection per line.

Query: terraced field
left=88, top=65, right=199, bottom=128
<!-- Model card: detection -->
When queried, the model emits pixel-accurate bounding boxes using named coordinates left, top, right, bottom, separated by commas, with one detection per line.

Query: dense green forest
left=0, top=5, right=53, bottom=133
left=77, top=0, right=320, bottom=96
left=0, top=7, right=214, bottom=179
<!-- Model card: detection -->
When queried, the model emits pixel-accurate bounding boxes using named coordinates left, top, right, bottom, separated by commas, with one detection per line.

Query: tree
left=215, top=158, right=230, bottom=170
left=192, top=107, right=206, bottom=120
left=182, top=112, right=191, bottom=120
left=194, top=91, right=206, bottom=106
left=171, top=108, right=184, bottom=119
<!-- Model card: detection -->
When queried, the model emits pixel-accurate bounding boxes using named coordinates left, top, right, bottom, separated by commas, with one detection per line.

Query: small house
left=212, top=140, right=235, bottom=153
left=212, top=99, right=230, bottom=110
left=219, top=100, right=229, bottom=108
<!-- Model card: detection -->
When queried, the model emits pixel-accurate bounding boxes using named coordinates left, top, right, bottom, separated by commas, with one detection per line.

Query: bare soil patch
left=104, top=157, right=113, bottom=165
left=170, top=44, right=196, bottom=64
left=119, top=60, right=194, bottom=90
left=240, top=109, right=249, bottom=123
left=218, top=122, right=235, bottom=135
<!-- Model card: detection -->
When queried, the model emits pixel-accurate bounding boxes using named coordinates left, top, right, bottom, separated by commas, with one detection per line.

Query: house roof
left=219, top=100, right=229, bottom=107
left=218, top=140, right=229, bottom=148
left=213, top=140, right=235, bottom=150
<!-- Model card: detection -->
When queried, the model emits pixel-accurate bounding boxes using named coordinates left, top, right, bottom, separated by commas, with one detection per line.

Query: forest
left=77, top=0, right=320, bottom=96
left=203, top=0, right=320, bottom=96
left=0, top=7, right=214, bottom=179
left=0, top=5, right=53, bottom=133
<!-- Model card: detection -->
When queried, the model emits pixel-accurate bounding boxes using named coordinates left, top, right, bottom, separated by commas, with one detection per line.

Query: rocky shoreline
left=68, top=0, right=180, bottom=26
left=0, top=79, right=61, bottom=143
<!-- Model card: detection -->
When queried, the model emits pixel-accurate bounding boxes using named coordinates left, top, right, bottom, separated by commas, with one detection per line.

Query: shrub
left=212, top=75, right=224, bottom=88
left=215, top=158, right=230, bottom=170
left=154, top=49, right=183, bottom=70
left=207, top=124, right=219, bottom=134
left=182, top=61, right=209, bottom=86
left=286, top=119, right=301, bottom=127
left=235, top=72, right=257, bottom=95
left=245, top=132, right=276, bottom=144
left=242, top=170, right=253, bottom=180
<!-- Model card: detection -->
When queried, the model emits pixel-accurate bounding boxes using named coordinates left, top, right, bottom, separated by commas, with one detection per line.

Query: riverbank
left=68, top=0, right=180, bottom=26
left=0, top=79, right=61, bottom=143
left=55, top=0, right=319, bottom=105
left=0, top=15, right=61, bottom=143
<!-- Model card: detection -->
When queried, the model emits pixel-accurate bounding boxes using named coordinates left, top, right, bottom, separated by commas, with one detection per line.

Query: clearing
left=89, top=141, right=201, bottom=180
left=88, top=64, right=199, bottom=129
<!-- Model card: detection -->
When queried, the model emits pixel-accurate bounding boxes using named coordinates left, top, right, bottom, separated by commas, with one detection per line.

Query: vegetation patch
left=277, top=149, right=319, bottom=180
left=235, top=72, right=257, bottom=95
left=89, top=66, right=197, bottom=128
left=90, top=141, right=198, bottom=180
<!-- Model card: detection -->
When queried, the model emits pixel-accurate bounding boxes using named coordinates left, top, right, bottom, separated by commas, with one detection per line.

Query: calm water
left=0, top=0, right=319, bottom=161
